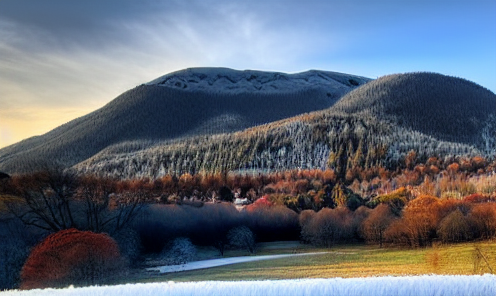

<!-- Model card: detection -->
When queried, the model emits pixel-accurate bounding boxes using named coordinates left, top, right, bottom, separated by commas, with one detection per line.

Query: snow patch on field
left=146, top=252, right=328, bottom=273
left=3, top=275, right=495, bottom=296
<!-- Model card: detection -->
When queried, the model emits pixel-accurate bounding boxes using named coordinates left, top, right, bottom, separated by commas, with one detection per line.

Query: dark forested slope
left=0, top=68, right=369, bottom=174
left=332, top=72, right=496, bottom=147
left=76, top=72, right=496, bottom=179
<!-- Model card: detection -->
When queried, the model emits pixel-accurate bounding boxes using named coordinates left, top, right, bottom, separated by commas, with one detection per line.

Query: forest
left=1, top=153, right=495, bottom=290
left=1, top=71, right=495, bottom=290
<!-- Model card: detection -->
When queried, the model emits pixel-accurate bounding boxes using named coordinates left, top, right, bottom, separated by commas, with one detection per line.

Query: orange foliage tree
left=468, top=203, right=496, bottom=239
left=437, top=209, right=472, bottom=243
left=21, top=229, right=124, bottom=289
left=361, top=204, right=396, bottom=247
left=385, top=195, right=440, bottom=247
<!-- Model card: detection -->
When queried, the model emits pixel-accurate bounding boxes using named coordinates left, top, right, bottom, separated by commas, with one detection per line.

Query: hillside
left=75, top=72, right=496, bottom=179
left=0, top=68, right=370, bottom=174
left=332, top=72, right=496, bottom=148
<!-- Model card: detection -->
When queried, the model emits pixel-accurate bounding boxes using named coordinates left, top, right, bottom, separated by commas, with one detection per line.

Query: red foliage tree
left=463, top=193, right=496, bottom=204
left=245, top=196, right=273, bottom=212
left=21, top=229, right=123, bottom=289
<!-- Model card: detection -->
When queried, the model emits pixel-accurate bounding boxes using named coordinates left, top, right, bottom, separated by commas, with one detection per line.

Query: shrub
left=401, top=207, right=438, bottom=247
left=112, top=227, right=142, bottom=266
left=463, top=193, right=496, bottom=204
left=160, top=237, right=197, bottom=265
left=300, top=207, right=354, bottom=247
left=370, top=187, right=410, bottom=215
left=244, top=205, right=300, bottom=242
left=0, top=238, right=29, bottom=290
left=20, top=229, right=124, bottom=289
left=299, top=210, right=316, bottom=230
left=245, top=196, right=273, bottom=212
left=384, top=219, right=411, bottom=246
left=361, top=204, right=396, bottom=247
left=384, top=195, right=440, bottom=247
left=227, top=226, right=256, bottom=254
left=437, top=209, right=472, bottom=243
left=468, top=204, right=496, bottom=239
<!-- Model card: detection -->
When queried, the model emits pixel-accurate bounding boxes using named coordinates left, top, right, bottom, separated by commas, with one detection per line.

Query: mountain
left=332, top=72, right=495, bottom=146
left=74, top=72, right=496, bottom=179
left=0, top=68, right=370, bottom=174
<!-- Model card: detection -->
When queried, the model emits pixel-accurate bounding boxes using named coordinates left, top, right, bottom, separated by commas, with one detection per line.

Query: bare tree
left=1, top=169, right=145, bottom=234
left=3, top=169, right=79, bottom=231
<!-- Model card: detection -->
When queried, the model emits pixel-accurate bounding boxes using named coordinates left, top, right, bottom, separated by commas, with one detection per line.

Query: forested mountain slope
left=332, top=72, right=496, bottom=148
left=0, top=68, right=369, bottom=174
left=75, top=72, right=496, bottom=179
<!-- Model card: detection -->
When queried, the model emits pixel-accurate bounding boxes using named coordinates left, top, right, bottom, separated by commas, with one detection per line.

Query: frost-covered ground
left=3, top=275, right=495, bottom=296
left=146, top=252, right=329, bottom=273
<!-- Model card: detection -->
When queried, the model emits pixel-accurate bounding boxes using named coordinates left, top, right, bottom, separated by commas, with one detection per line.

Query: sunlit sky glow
left=1, top=0, right=495, bottom=148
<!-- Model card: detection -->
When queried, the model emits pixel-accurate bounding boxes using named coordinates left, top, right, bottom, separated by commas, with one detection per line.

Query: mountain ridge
left=74, top=72, right=496, bottom=179
left=147, top=67, right=369, bottom=93
left=0, top=68, right=370, bottom=174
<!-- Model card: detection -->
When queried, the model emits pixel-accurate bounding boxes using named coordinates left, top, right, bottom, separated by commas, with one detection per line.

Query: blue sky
left=1, top=0, right=495, bottom=148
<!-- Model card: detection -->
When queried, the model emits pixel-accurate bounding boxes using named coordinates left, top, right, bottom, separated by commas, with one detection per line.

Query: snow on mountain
left=0, top=67, right=370, bottom=175
left=4, top=275, right=495, bottom=296
left=147, top=67, right=370, bottom=94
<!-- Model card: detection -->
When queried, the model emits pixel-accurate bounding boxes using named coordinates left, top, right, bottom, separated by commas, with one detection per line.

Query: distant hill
left=0, top=68, right=370, bottom=174
left=332, top=72, right=496, bottom=146
left=75, top=72, right=496, bottom=179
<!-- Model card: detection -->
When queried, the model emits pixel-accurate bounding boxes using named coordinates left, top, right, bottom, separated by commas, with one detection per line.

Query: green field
left=137, top=240, right=496, bottom=283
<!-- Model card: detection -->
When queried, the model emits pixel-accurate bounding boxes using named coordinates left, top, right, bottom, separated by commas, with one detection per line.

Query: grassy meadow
left=137, top=240, right=496, bottom=283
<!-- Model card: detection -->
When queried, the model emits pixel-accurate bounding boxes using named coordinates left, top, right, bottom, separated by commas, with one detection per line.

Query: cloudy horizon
left=1, top=0, right=495, bottom=148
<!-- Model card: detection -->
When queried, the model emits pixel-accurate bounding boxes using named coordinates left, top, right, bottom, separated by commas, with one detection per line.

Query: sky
left=1, top=0, right=495, bottom=148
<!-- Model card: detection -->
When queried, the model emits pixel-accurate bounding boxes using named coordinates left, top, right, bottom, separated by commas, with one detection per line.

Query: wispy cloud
left=0, top=0, right=495, bottom=148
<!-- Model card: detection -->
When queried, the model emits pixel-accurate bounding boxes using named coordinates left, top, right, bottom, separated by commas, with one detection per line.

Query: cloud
left=2, top=1, right=338, bottom=147
left=0, top=0, right=494, bottom=148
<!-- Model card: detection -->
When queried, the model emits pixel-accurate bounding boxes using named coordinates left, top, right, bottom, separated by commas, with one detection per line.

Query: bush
left=112, top=227, right=142, bottom=266
left=361, top=204, right=396, bottom=247
left=227, top=226, right=256, bottom=254
left=20, top=229, right=125, bottom=289
left=384, top=219, right=411, bottom=246
left=468, top=204, right=496, bottom=239
left=0, top=238, right=29, bottom=290
left=244, top=205, right=300, bottom=242
left=384, top=195, right=440, bottom=247
left=160, top=237, right=197, bottom=265
left=136, top=203, right=242, bottom=253
left=368, top=187, right=410, bottom=215
left=437, top=209, right=472, bottom=243
left=300, top=207, right=354, bottom=247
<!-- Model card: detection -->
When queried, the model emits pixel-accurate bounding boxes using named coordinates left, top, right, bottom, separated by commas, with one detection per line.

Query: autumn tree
left=385, top=195, right=440, bottom=247
left=20, top=229, right=124, bottom=289
left=2, top=169, right=145, bottom=234
left=468, top=204, right=496, bottom=239
left=300, top=207, right=353, bottom=247
left=437, top=209, right=472, bottom=243
left=361, top=204, right=396, bottom=247
left=3, top=169, right=79, bottom=231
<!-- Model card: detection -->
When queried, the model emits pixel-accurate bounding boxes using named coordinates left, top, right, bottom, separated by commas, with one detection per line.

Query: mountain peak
left=147, top=67, right=371, bottom=93
left=0, top=68, right=369, bottom=174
